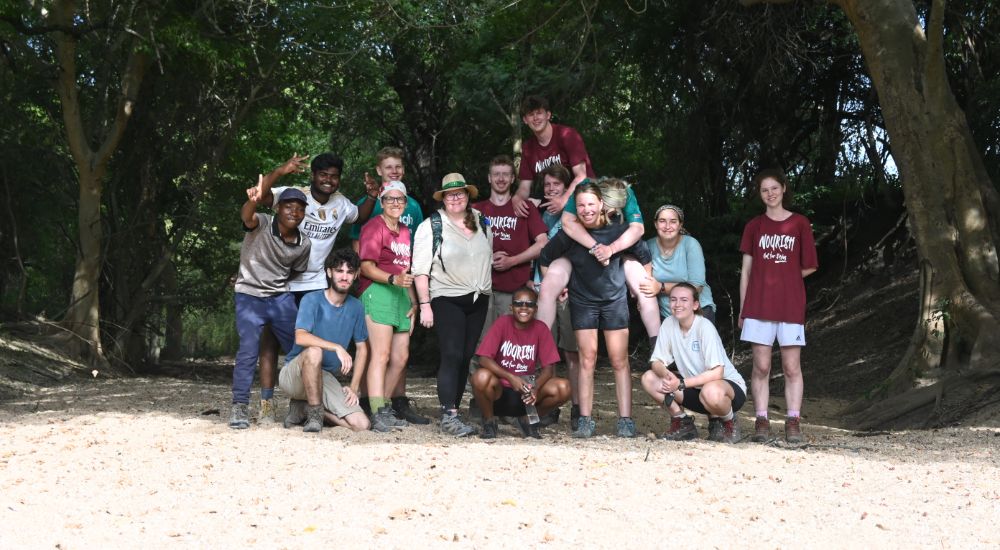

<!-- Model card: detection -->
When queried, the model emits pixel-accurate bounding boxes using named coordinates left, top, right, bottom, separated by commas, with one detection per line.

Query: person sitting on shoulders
left=641, top=283, right=747, bottom=443
left=472, top=287, right=571, bottom=439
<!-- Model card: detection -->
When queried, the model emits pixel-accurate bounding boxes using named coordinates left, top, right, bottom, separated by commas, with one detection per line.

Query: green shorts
left=361, top=282, right=412, bottom=332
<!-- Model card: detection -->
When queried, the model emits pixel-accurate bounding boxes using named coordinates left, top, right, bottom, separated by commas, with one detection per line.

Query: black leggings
left=432, top=292, right=489, bottom=410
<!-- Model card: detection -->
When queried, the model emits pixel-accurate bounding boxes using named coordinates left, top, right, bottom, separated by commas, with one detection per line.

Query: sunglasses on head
left=512, top=300, right=537, bottom=308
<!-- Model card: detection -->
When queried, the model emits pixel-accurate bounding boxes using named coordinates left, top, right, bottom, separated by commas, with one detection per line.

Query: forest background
left=1, top=0, right=998, bottom=428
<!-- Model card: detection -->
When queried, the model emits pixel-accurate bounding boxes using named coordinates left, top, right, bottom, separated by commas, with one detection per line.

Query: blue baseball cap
left=278, top=188, right=308, bottom=205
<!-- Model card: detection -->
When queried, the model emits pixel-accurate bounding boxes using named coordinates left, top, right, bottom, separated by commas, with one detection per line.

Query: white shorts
left=740, top=318, right=806, bottom=347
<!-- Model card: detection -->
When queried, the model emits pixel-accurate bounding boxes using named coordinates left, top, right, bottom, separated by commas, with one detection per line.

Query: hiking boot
left=480, top=418, right=499, bottom=439
left=751, top=416, right=771, bottom=443
left=283, top=399, right=307, bottom=428
left=785, top=416, right=803, bottom=444
left=707, top=418, right=724, bottom=442
left=393, top=397, right=431, bottom=425
left=538, top=407, right=561, bottom=428
left=658, top=415, right=697, bottom=441
left=517, top=416, right=543, bottom=439
left=616, top=417, right=637, bottom=438
left=571, top=415, right=596, bottom=438
left=371, top=406, right=403, bottom=433
left=383, top=406, right=408, bottom=428
left=722, top=419, right=741, bottom=444
left=228, top=403, right=250, bottom=429
left=258, top=398, right=277, bottom=424
left=440, top=412, right=477, bottom=437
left=570, top=404, right=581, bottom=431
left=303, top=404, right=324, bottom=433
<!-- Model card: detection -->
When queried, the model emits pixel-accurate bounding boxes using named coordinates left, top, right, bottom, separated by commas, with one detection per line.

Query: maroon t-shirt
left=473, top=198, right=547, bottom=293
left=739, top=213, right=818, bottom=324
left=476, top=315, right=561, bottom=388
left=357, top=215, right=412, bottom=294
left=518, top=123, right=596, bottom=182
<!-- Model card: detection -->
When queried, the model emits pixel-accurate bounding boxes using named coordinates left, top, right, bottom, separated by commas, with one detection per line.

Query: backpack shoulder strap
left=430, top=210, right=445, bottom=273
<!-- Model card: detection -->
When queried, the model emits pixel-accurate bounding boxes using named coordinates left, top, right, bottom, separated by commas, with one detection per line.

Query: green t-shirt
left=563, top=186, right=643, bottom=224
left=348, top=195, right=424, bottom=244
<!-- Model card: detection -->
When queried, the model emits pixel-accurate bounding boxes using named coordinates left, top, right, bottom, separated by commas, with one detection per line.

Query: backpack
left=430, top=210, right=490, bottom=273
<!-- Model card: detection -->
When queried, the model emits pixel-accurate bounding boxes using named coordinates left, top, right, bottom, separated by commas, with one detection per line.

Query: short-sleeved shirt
left=357, top=215, right=412, bottom=294
left=476, top=315, right=561, bottom=388
left=411, top=209, right=493, bottom=299
left=651, top=315, right=747, bottom=394
left=349, top=195, right=424, bottom=244
left=563, top=186, right=643, bottom=225
left=271, top=186, right=357, bottom=292
left=518, top=124, right=596, bottom=182
left=739, top=213, right=818, bottom=324
left=285, top=291, right=368, bottom=374
left=539, top=221, right=652, bottom=305
left=647, top=235, right=715, bottom=317
left=234, top=213, right=311, bottom=297
left=473, top=198, right=548, bottom=293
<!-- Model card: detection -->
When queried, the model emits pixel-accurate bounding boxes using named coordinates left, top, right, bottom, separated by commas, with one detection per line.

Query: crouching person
left=641, top=283, right=747, bottom=443
left=472, top=287, right=571, bottom=439
left=279, top=248, right=371, bottom=433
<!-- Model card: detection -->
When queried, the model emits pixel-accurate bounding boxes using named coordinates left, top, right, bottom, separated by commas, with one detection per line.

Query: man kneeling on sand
left=472, top=287, right=571, bottom=439
left=279, top=248, right=371, bottom=433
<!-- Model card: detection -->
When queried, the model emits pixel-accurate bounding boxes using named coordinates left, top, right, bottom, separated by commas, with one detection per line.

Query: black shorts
left=493, top=387, right=528, bottom=417
left=680, top=380, right=746, bottom=416
left=569, top=294, right=630, bottom=331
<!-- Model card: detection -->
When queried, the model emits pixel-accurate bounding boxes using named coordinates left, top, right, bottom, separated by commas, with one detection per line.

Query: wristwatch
left=387, top=274, right=395, bottom=286
left=676, top=379, right=686, bottom=392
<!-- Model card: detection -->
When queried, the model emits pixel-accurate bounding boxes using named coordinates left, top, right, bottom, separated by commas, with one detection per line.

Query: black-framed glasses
left=512, top=300, right=537, bottom=308
left=381, top=196, right=406, bottom=204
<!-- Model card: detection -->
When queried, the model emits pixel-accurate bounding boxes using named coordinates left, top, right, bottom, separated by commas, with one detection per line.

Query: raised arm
left=241, top=174, right=264, bottom=229
left=259, top=153, right=309, bottom=207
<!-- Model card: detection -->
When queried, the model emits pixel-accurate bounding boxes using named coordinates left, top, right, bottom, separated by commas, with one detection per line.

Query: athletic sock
left=672, top=412, right=688, bottom=419
left=261, top=388, right=274, bottom=400
left=721, top=409, right=734, bottom=422
left=756, top=410, right=768, bottom=419
left=370, top=397, right=386, bottom=412
left=787, top=410, right=800, bottom=418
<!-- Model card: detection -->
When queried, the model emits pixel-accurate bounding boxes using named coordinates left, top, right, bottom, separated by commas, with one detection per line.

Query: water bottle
left=521, top=374, right=540, bottom=424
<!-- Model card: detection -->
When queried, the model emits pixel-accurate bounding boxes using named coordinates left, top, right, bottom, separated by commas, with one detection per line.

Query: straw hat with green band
left=433, top=173, right=479, bottom=201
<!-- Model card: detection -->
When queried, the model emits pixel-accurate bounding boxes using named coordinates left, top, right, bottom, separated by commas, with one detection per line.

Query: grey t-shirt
left=234, top=213, right=311, bottom=297
left=539, top=221, right=651, bottom=304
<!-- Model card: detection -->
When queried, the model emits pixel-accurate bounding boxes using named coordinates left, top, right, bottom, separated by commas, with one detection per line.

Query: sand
left=1, top=372, right=998, bottom=548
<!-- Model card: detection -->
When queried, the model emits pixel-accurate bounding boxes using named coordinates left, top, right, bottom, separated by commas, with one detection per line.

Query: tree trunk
left=51, top=0, right=147, bottom=365
left=832, top=0, right=1000, bottom=427
left=741, top=0, right=1000, bottom=427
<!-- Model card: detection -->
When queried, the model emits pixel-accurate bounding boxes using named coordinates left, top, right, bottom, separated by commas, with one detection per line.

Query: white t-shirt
left=650, top=315, right=747, bottom=394
left=272, top=186, right=358, bottom=291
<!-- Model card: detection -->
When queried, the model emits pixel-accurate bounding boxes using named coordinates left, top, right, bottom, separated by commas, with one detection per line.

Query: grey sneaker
left=722, top=419, right=742, bottom=444
left=480, top=418, right=498, bottom=439
left=538, top=407, right=560, bottom=428
left=616, top=417, right=637, bottom=438
left=440, top=412, right=477, bottom=437
left=659, top=415, right=698, bottom=441
left=229, top=403, right=250, bottom=429
left=283, top=399, right=306, bottom=428
left=303, top=404, right=324, bottom=433
left=258, top=398, right=277, bottom=424
left=571, top=415, right=596, bottom=438
left=372, top=406, right=406, bottom=432
left=707, top=418, right=724, bottom=442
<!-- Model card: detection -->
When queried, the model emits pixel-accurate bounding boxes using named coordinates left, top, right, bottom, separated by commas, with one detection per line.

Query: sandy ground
left=1, top=371, right=998, bottom=549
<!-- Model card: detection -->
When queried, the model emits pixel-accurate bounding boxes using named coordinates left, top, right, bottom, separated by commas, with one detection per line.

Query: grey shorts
left=569, top=294, right=630, bottom=331
left=279, top=353, right=363, bottom=419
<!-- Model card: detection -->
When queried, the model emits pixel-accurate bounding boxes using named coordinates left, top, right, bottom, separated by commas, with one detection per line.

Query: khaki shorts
left=553, top=299, right=578, bottom=352
left=279, top=353, right=363, bottom=419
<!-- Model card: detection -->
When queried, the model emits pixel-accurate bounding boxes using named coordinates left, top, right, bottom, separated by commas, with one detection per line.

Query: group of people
left=230, top=95, right=818, bottom=444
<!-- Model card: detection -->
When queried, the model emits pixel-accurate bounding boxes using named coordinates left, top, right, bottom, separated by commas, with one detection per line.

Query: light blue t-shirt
left=646, top=235, right=715, bottom=317
left=286, top=291, right=368, bottom=374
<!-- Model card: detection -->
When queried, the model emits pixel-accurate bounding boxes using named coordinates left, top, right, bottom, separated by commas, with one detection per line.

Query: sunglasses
left=512, top=300, right=537, bottom=308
